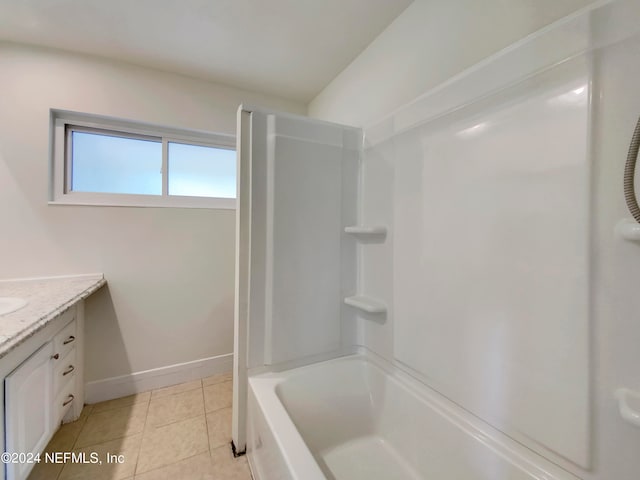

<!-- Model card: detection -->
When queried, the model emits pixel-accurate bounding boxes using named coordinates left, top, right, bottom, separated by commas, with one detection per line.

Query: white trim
left=84, top=353, right=233, bottom=404
left=161, top=138, right=169, bottom=196
left=48, top=192, right=236, bottom=210
left=232, top=108, right=252, bottom=453
left=52, top=109, right=235, bottom=147
left=263, top=113, right=275, bottom=365
left=50, top=109, right=237, bottom=209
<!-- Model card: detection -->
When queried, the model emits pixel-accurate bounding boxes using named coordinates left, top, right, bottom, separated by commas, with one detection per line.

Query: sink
left=0, top=297, right=28, bottom=316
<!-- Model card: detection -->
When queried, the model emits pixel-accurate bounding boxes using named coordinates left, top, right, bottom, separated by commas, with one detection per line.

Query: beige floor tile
left=27, top=458, right=65, bottom=480
left=31, top=378, right=242, bottom=479
left=151, top=379, right=202, bottom=399
left=210, top=445, right=252, bottom=479
left=47, top=418, right=87, bottom=452
left=75, top=402, right=148, bottom=448
left=202, top=371, right=232, bottom=387
left=91, top=392, right=150, bottom=414
left=203, top=381, right=232, bottom=413
left=134, top=452, right=215, bottom=480
left=146, top=388, right=205, bottom=428
left=58, top=434, right=141, bottom=480
left=206, top=407, right=232, bottom=449
left=136, top=416, right=209, bottom=474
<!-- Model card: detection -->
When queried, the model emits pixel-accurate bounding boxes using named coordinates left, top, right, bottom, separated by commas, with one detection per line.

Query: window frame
left=50, top=110, right=237, bottom=209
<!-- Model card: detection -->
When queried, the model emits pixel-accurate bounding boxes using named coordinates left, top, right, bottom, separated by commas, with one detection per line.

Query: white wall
left=308, top=0, right=598, bottom=127
left=0, top=42, right=305, bottom=385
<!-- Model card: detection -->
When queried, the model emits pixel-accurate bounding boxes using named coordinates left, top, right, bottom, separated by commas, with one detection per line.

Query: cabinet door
left=5, top=342, right=54, bottom=480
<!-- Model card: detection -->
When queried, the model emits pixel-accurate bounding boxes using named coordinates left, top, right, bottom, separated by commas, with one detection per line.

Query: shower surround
left=234, top=1, right=640, bottom=478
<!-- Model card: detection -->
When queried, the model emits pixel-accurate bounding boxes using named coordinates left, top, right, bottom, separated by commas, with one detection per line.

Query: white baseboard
left=85, top=353, right=233, bottom=404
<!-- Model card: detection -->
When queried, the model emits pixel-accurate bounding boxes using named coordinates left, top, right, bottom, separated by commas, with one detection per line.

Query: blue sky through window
left=71, top=131, right=162, bottom=195
left=168, top=142, right=236, bottom=198
left=70, top=131, right=236, bottom=199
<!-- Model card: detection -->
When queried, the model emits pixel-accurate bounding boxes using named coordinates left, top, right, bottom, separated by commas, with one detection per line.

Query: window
left=50, top=110, right=236, bottom=208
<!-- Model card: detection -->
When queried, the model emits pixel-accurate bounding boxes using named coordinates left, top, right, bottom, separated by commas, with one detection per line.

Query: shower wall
left=392, top=59, right=591, bottom=467
left=243, top=110, right=360, bottom=369
left=361, top=56, right=591, bottom=471
left=318, top=1, right=640, bottom=479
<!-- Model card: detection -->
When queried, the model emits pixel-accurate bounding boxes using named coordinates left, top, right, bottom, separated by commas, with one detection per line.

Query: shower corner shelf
left=344, top=295, right=387, bottom=314
left=615, top=219, right=640, bottom=241
left=344, top=225, right=387, bottom=236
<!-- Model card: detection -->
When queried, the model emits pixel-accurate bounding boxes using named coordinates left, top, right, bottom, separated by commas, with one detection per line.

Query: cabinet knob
left=51, top=353, right=60, bottom=360
left=62, top=394, right=74, bottom=407
left=63, top=335, right=76, bottom=345
left=62, top=365, right=75, bottom=376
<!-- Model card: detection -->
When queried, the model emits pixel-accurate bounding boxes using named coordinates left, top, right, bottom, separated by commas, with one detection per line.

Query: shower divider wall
left=232, top=107, right=361, bottom=453
left=234, top=1, right=640, bottom=478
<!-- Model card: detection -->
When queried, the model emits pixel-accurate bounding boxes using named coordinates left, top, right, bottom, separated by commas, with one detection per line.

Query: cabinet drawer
left=53, top=317, right=77, bottom=360
left=53, top=377, right=76, bottom=427
left=53, top=348, right=76, bottom=396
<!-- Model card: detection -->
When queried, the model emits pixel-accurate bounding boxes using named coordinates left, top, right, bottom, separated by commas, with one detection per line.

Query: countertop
left=0, top=274, right=106, bottom=359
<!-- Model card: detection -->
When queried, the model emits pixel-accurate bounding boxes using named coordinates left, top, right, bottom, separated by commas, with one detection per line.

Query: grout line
left=204, top=403, right=233, bottom=415
left=69, top=410, right=89, bottom=451
left=134, top=450, right=209, bottom=478
left=88, top=393, right=151, bottom=415
left=203, top=380, right=213, bottom=456
left=150, top=379, right=205, bottom=399
left=55, top=455, right=64, bottom=480
left=146, top=408, right=205, bottom=430
left=71, top=433, right=132, bottom=451
left=132, top=395, right=153, bottom=477
left=202, top=376, right=233, bottom=388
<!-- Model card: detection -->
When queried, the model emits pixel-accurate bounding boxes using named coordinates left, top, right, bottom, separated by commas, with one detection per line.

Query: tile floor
left=28, top=372, right=253, bottom=480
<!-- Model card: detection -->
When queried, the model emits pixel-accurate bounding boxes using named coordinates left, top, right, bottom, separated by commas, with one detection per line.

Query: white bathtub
left=247, top=355, right=580, bottom=480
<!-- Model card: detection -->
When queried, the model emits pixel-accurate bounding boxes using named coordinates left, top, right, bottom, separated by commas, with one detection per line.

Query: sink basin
left=0, top=297, right=27, bottom=316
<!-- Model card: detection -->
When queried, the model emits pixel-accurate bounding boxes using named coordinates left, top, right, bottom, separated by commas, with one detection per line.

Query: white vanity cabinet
left=4, top=342, right=54, bottom=480
left=2, top=306, right=84, bottom=480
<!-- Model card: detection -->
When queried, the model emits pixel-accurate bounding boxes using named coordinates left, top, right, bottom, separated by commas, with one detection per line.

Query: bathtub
left=246, top=355, right=579, bottom=480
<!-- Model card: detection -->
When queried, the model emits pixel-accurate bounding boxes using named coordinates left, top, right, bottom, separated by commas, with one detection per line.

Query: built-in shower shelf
left=616, top=220, right=640, bottom=241
left=344, top=226, right=387, bottom=236
left=344, top=295, right=387, bottom=314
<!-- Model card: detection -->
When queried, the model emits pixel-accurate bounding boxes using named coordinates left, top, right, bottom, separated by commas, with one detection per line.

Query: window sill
left=48, top=192, right=236, bottom=210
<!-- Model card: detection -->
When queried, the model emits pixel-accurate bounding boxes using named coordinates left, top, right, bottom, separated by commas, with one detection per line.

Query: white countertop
left=0, top=274, right=106, bottom=359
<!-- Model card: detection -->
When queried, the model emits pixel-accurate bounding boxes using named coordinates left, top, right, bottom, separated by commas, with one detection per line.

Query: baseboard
left=84, top=353, right=233, bottom=404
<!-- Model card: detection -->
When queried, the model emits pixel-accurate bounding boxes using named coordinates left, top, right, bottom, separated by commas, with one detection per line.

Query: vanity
left=0, top=274, right=105, bottom=480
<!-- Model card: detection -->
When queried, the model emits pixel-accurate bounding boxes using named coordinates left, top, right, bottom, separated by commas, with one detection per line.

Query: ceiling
left=0, top=0, right=413, bottom=102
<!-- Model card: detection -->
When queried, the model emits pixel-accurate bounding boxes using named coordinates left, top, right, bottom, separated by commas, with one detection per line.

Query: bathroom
left=0, top=0, right=639, bottom=479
